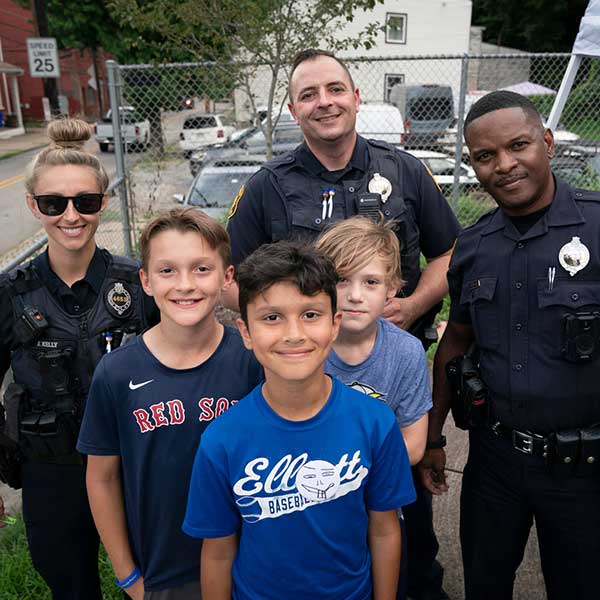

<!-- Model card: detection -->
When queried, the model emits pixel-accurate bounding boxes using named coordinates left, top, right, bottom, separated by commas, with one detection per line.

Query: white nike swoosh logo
left=129, top=379, right=154, bottom=390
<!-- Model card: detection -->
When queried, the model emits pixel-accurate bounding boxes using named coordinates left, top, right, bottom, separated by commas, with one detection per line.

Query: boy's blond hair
left=315, top=216, right=404, bottom=290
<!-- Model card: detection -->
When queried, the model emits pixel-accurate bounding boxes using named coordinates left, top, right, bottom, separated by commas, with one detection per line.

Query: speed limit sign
left=27, top=38, right=60, bottom=78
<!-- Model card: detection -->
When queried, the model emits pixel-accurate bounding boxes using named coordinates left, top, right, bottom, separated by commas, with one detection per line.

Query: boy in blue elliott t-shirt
left=77, top=208, right=262, bottom=599
left=316, top=216, right=431, bottom=466
left=183, top=241, right=416, bottom=600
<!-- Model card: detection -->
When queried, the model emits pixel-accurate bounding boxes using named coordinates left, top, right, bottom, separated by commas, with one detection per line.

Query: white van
left=355, top=104, right=405, bottom=145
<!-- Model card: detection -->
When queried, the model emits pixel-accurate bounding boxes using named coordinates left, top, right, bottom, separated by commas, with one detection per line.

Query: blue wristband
left=115, top=566, right=141, bottom=589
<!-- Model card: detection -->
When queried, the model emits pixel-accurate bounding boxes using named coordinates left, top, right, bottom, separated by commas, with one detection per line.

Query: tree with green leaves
left=472, top=0, right=588, bottom=52
left=108, top=0, right=384, bottom=156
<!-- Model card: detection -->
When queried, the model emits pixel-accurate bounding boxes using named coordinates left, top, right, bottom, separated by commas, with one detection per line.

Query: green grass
left=0, top=515, right=122, bottom=600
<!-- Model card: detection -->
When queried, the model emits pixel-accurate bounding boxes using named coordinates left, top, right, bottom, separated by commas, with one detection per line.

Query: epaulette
left=261, top=150, right=297, bottom=171
left=573, top=189, right=600, bottom=202
left=105, top=251, right=141, bottom=284
left=5, top=263, right=43, bottom=296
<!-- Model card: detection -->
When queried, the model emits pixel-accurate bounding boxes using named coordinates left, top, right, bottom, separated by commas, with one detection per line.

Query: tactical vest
left=5, top=252, right=147, bottom=460
left=262, top=139, right=421, bottom=296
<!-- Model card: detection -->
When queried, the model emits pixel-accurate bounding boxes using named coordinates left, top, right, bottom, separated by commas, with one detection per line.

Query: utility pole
left=31, top=0, right=60, bottom=114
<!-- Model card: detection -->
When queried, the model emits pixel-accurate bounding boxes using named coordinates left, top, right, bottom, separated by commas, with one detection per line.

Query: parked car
left=176, top=156, right=265, bottom=219
left=179, top=113, right=236, bottom=157
left=355, top=104, right=404, bottom=145
left=406, top=149, right=478, bottom=191
left=95, top=107, right=150, bottom=153
left=189, top=124, right=303, bottom=176
left=389, top=84, right=455, bottom=149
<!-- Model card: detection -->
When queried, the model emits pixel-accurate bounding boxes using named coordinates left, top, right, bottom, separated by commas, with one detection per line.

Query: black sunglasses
left=33, top=193, right=104, bottom=216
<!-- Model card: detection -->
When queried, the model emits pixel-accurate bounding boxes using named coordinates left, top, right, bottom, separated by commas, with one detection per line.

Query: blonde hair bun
left=47, top=118, right=92, bottom=150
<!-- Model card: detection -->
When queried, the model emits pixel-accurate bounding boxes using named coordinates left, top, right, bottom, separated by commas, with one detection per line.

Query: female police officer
left=0, top=118, right=155, bottom=599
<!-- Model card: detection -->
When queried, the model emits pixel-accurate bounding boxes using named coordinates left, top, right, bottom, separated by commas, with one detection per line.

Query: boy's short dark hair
left=464, top=90, right=543, bottom=138
left=237, top=241, right=339, bottom=324
left=139, top=207, right=231, bottom=270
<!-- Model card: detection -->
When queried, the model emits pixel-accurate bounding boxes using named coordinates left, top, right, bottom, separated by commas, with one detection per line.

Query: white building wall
left=234, top=0, right=472, bottom=122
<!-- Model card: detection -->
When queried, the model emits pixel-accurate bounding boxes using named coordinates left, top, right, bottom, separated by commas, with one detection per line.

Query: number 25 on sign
left=26, top=38, right=60, bottom=78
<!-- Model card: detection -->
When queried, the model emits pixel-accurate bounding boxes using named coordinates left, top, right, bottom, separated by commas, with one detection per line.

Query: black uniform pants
left=461, top=429, right=600, bottom=600
left=402, top=468, right=444, bottom=598
left=21, top=461, right=102, bottom=600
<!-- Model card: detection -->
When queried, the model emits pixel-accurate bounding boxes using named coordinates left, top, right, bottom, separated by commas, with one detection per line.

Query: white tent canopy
left=501, top=81, right=557, bottom=96
left=573, top=0, right=600, bottom=56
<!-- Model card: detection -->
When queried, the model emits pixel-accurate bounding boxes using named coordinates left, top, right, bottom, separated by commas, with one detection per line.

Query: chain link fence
left=8, top=51, right=599, bottom=271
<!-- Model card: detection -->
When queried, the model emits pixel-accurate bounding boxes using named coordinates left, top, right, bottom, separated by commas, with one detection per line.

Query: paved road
left=0, top=145, right=116, bottom=258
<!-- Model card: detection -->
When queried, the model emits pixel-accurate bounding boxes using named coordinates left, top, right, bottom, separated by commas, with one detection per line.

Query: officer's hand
left=125, top=577, right=144, bottom=600
left=417, top=448, right=449, bottom=495
left=382, top=297, right=419, bottom=330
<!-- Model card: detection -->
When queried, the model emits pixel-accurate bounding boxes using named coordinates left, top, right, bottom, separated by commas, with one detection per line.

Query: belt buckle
left=512, top=429, right=534, bottom=454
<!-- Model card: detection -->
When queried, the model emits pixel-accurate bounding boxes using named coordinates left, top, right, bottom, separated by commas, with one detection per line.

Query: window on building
left=385, top=74, right=405, bottom=103
left=386, top=13, right=407, bottom=44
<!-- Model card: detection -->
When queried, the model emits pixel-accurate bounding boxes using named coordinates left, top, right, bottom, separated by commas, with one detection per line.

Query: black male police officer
left=419, top=90, right=600, bottom=600
left=226, top=49, right=460, bottom=600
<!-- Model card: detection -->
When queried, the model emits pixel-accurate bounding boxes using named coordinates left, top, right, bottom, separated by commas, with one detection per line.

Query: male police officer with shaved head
left=420, top=90, right=600, bottom=599
left=226, top=49, right=460, bottom=600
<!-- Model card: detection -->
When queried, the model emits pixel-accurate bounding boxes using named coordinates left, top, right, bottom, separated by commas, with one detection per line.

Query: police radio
left=355, top=193, right=382, bottom=220
left=14, top=306, right=48, bottom=345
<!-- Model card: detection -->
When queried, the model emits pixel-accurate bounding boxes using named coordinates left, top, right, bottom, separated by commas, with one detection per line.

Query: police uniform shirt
left=227, top=135, right=461, bottom=292
left=447, top=177, right=600, bottom=434
left=0, top=247, right=157, bottom=382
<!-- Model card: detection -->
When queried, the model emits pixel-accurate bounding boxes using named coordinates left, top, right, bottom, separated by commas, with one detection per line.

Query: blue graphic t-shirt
left=183, top=376, right=416, bottom=600
left=326, top=318, right=432, bottom=428
left=77, top=326, right=263, bottom=591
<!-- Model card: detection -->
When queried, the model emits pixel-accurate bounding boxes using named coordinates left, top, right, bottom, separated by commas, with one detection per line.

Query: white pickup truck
left=95, top=107, right=150, bottom=152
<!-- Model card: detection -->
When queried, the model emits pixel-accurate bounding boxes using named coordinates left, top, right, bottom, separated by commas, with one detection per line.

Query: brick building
left=0, top=0, right=109, bottom=125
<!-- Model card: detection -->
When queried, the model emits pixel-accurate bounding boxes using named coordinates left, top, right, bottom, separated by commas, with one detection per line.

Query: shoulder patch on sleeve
left=227, top=185, right=245, bottom=220
left=423, top=164, right=443, bottom=194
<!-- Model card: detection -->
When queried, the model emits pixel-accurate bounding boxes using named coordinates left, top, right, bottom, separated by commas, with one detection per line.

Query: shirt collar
left=296, top=134, right=369, bottom=178
left=480, top=176, right=584, bottom=239
left=33, top=246, right=107, bottom=295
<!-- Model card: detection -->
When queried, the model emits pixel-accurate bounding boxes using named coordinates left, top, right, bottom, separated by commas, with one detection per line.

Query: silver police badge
left=368, top=173, right=392, bottom=203
left=107, top=282, right=132, bottom=316
left=559, top=236, right=590, bottom=277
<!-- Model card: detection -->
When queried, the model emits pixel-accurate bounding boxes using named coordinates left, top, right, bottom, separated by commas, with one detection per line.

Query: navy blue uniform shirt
left=227, top=135, right=460, bottom=295
left=448, top=177, right=600, bottom=433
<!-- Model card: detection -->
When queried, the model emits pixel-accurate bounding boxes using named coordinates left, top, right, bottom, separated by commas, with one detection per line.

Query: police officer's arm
left=419, top=321, right=474, bottom=495
left=87, top=455, right=145, bottom=599
left=224, top=173, right=275, bottom=312
left=382, top=158, right=460, bottom=330
left=383, top=250, right=452, bottom=330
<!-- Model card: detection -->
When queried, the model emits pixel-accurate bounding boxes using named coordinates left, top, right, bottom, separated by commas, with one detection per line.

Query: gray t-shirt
left=326, top=317, right=432, bottom=428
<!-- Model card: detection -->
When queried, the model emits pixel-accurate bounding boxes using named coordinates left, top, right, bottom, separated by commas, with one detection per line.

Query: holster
left=446, top=345, right=490, bottom=431
left=0, top=384, right=23, bottom=489
left=0, top=431, right=20, bottom=489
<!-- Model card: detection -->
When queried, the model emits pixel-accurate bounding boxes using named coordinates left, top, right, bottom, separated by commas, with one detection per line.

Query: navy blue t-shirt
left=77, top=326, right=263, bottom=591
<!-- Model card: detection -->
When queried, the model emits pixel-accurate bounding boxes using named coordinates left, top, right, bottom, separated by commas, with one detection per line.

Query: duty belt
left=491, top=422, right=549, bottom=457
